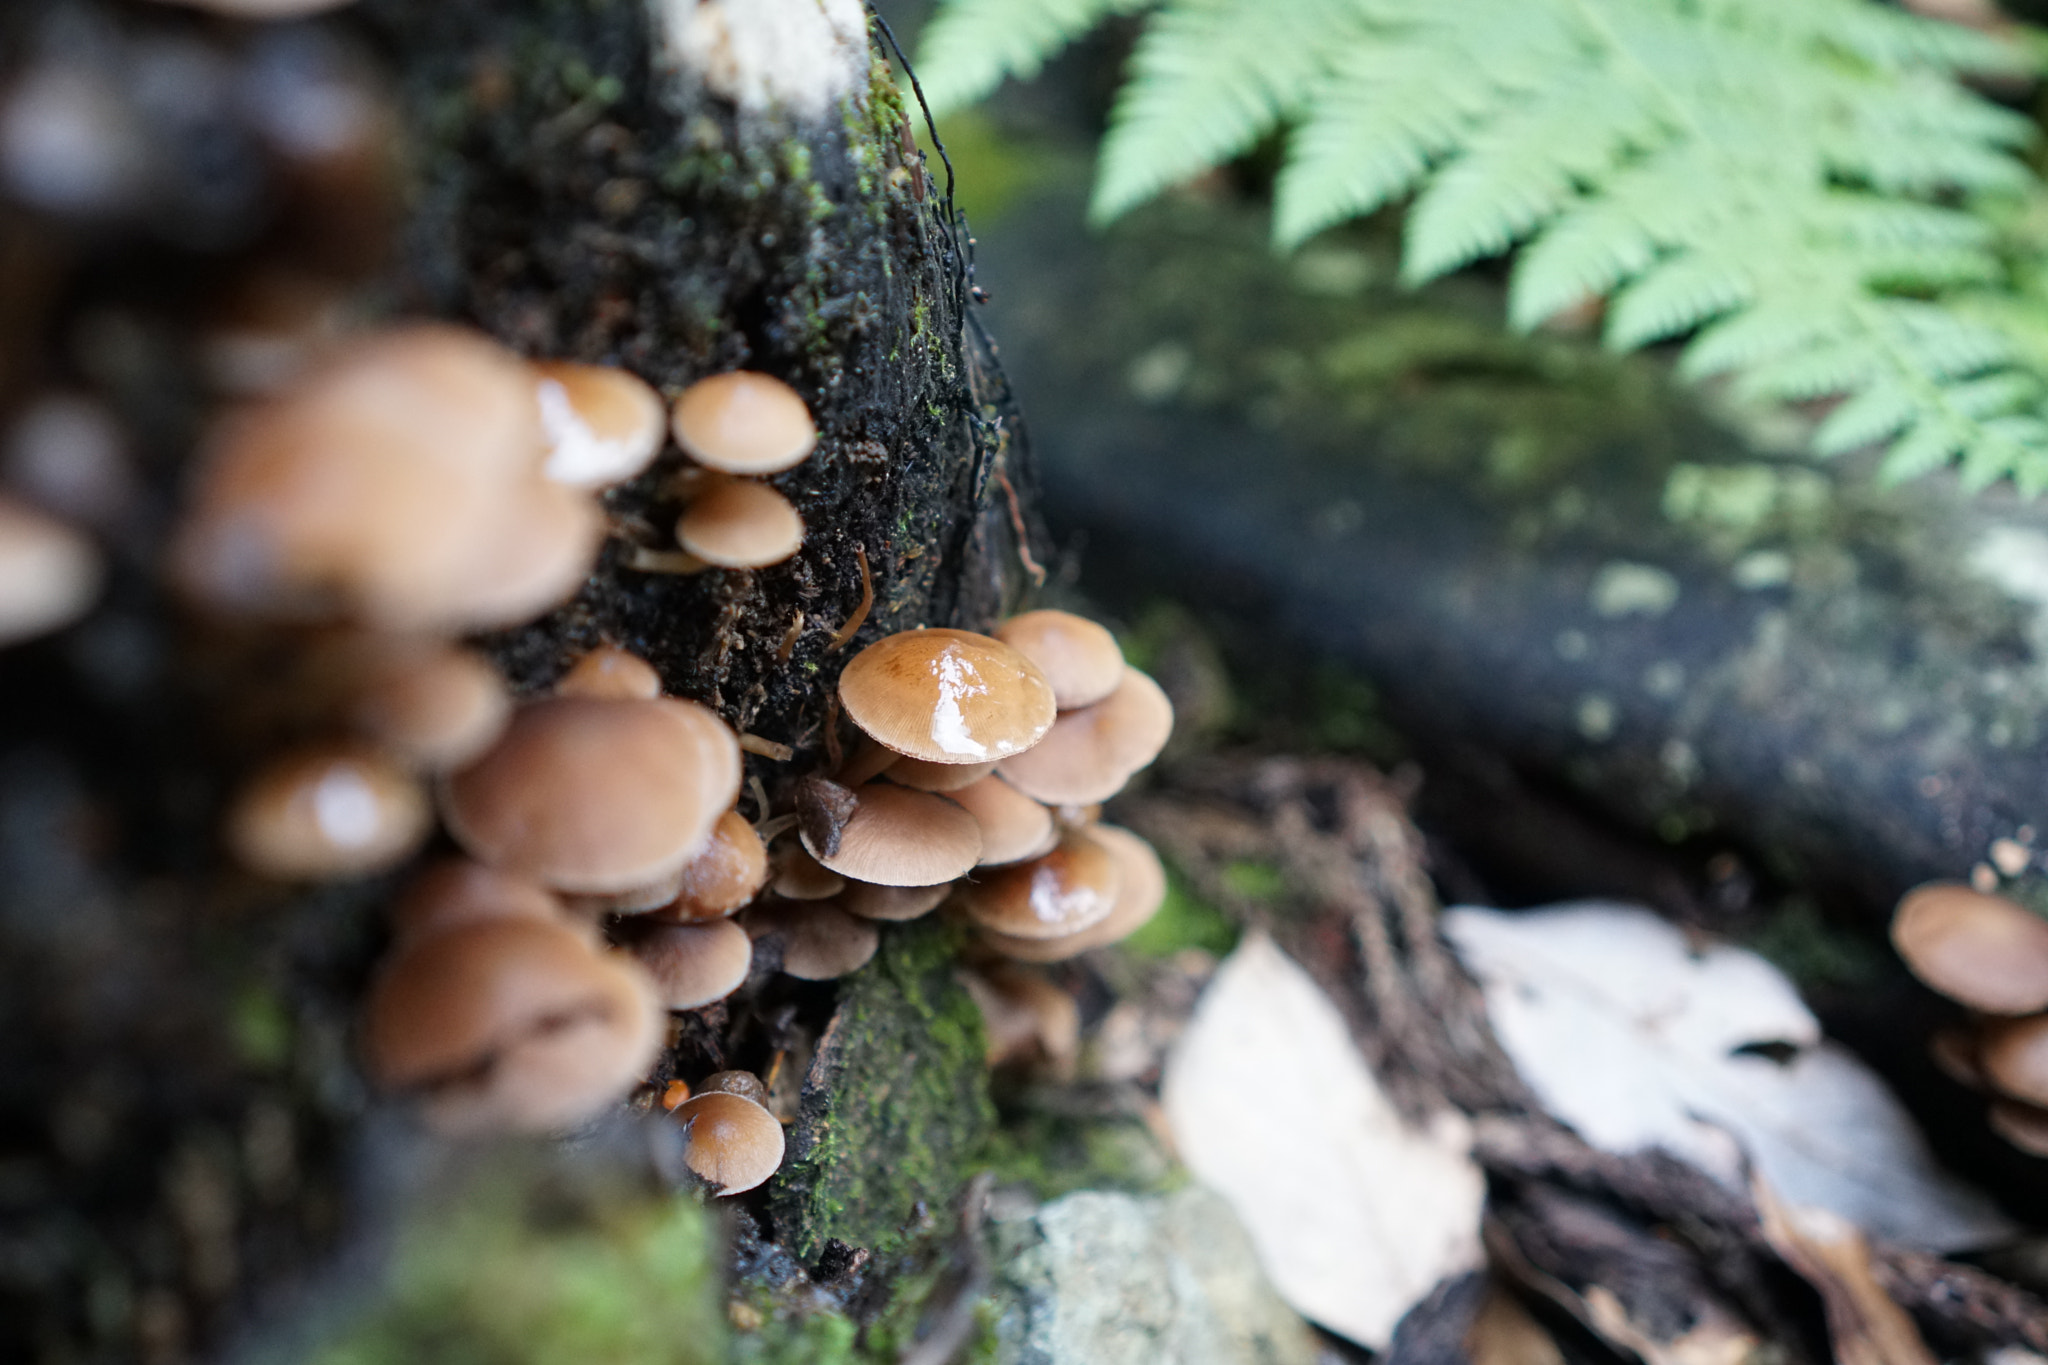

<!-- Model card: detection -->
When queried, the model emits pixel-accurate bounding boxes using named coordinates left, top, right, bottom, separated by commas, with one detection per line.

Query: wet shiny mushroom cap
left=996, top=666, right=1174, bottom=806
left=839, top=628, right=1057, bottom=765
left=534, top=361, right=666, bottom=488
left=801, top=782, right=982, bottom=887
left=674, top=478, right=804, bottom=568
left=361, top=916, right=664, bottom=1135
left=623, top=917, right=753, bottom=1010
left=658, top=810, right=769, bottom=920
left=557, top=645, right=662, bottom=701
left=671, top=371, right=816, bottom=475
left=672, top=1090, right=785, bottom=1195
left=226, top=742, right=430, bottom=879
left=1982, top=1014, right=2048, bottom=1107
left=948, top=774, right=1055, bottom=867
left=746, top=899, right=878, bottom=980
left=0, top=495, right=101, bottom=646
left=996, top=610, right=1124, bottom=711
left=979, top=824, right=1166, bottom=962
left=1891, top=883, right=2048, bottom=1015
left=441, top=696, right=741, bottom=894
left=388, top=858, right=565, bottom=945
left=953, top=829, right=1122, bottom=941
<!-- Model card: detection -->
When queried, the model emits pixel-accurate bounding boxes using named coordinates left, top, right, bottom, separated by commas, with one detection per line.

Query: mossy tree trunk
left=0, top=2, right=1030, bottom=1359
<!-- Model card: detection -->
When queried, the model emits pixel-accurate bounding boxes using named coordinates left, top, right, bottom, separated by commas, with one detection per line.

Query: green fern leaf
left=1813, top=382, right=1919, bottom=456
left=916, top=0, right=1153, bottom=116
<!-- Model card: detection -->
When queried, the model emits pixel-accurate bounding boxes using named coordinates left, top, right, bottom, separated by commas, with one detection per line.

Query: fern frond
left=915, top=0, right=1154, bottom=116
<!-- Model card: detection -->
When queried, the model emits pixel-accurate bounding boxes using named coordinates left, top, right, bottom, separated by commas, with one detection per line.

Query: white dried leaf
left=1444, top=901, right=2012, bottom=1252
left=1161, top=933, right=1485, bottom=1349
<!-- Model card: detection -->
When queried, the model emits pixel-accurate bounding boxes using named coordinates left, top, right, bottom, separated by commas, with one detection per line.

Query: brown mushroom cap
left=564, top=868, right=689, bottom=917
left=388, top=858, right=564, bottom=945
left=952, top=829, right=1122, bottom=941
left=672, top=1090, right=785, bottom=1195
left=1891, top=883, right=2048, bottom=1015
left=441, top=696, right=741, bottom=894
left=361, top=917, right=664, bottom=1135
left=344, top=639, right=511, bottom=772
left=623, top=918, right=753, bottom=1010
left=1988, top=1099, right=2048, bottom=1158
left=948, top=774, right=1056, bottom=868
left=558, top=645, right=662, bottom=701
left=886, top=757, right=998, bottom=793
left=697, top=1070, right=770, bottom=1106
left=962, top=965, right=1081, bottom=1070
left=674, top=478, right=804, bottom=569
left=534, top=361, right=666, bottom=489
left=656, top=810, right=769, bottom=920
left=837, top=879, right=951, bottom=922
left=995, top=666, right=1174, bottom=806
left=980, top=824, right=1166, bottom=963
left=996, top=610, right=1124, bottom=710
left=171, top=325, right=553, bottom=629
left=0, top=495, right=101, bottom=645
left=801, top=782, right=982, bottom=886
left=427, top=475, right=603, bottom=630
left=839, top=628, right=1057, bottom=765
left=771, top=845, right=846, bottom=900
left=671, top=371, right=816, bottom=475
left=746, top=899, right=879, bottom=980
left=226, top=743, right=430, bottom=879
left=1981, top=1014, right=2048, bottom=1106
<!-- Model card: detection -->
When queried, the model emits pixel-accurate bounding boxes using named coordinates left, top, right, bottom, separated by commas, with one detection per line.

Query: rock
left=989, top=1186, right=1322, bottom=1365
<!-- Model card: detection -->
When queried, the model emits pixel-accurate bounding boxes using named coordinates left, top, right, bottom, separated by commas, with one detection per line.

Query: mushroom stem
left=835, top=734, right=897, bottom=787
left=622, top=546, right=713, bottom=574
left=739, top=732, right=795, bottom=761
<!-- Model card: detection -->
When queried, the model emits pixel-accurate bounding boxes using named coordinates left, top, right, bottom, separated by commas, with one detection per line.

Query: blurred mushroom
left=838, top=627, right=1056, bottom=765
left=534, top=361, right=665, bottom=488
left=952, top=829, right=1122, bottom=941
left=339, top=637, right=511, bottom=772
left=1980, top=1014, right=2048, bottom=1106
left=837, top=878, right=950, bottom=922
left=671, top=1090, right=784, bottom=1195
left=656, top=810, right=769, bottom=920
left=697, top=1070, right=770, bottom=1106
left=622, top=917, right=752, bottom=1010
left=226, top=742, right=429, bottom=879
left=0, top=495, right=101, bottom=646
left=388, top=858, right=564, bottom=945
left=996, top=609, right=1123, bottom=710
left=3, top=393, right=136, bottom=529
left=961, top=964, right=1080, bottom=1071
left=1891, top=883, right=2048, bottom=1015
left=800, top=782, right=981, bottom=887
left=979, top=824, right=1166, bottom=962
left=1988, top=1098, right=2048, bottom=1158
left=746, top=899, right=878, bottom=980
left=670, top=371, right=816, bottom=475
left=360, top=916, right=663, bottom=1135
left=674, top=477, right=804, bottom=569
left=948, top=774, right=1055, bottom=867
left=996, top=666, right=1174, bottom=805
left=440, top=696, right=741, bottom=894
left=557, top=645, right=662, bottom=701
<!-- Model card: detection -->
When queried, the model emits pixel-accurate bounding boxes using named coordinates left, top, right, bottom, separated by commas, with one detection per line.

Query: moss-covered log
left=0, top=2, right=1033, bottom=1359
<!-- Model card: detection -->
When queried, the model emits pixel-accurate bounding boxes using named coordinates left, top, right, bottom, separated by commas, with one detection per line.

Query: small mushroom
left=388, top=858, right=565, bottom=945
left=771, top=845, right=846, bottom=900
left=557, top=645, right=662, bottom=701
left=360, top=917, right=664, bottom=1135
left=341, top=637, right=511, bottom=772
left=961, top=964, right=1080, bottom=1071
left=534, top=361, right=666, bottom=488
left=1891, top=883, right=2048, bottom=1015
left=995, top=610, right=1123, bottom=710
left=622, top=917, right=753, bottom=1010
left=441, top=696, right=741, bottom=895
left=886, top=757, right=999, bottom=793
left=979, top=824, right=1166, bottom=963
left=1980, top=1014, right=2048, bottom=1106
left=674, top=478, right=804, bottom=569
left=226, top=742, right=430, bottom=879
left=952, top=829, right=1122, bottom=941
left=838, top=628, right=1057, bottom=765
left=800, top=782, right=982, bottom=887
left=564, top=868, right=689, bottom=917
left=697, top=1070, right=770, bottom=1106
left=426, top=475, right=604, bottom=630
left=656, top=809, right=769, bottom=920
left=1988, top=1098, right=2048, bottom=1158
left=0, top=495, right=101, bottom=646
left=745, top=900, right=878, bottom=980
left=837, top=879, right=950, bottom=922
left=670, top=371, right=816, bottom=475
left=948, top=774, right=1055, bottom=867
left=996, top=666, right=1174, bottom=806
left=671, top=1090, right=785, bottom=1195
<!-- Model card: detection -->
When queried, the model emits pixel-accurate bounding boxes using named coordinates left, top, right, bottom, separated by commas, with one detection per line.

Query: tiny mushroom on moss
left=672, top=1089, right=785, bottom=1195
left=671, top=371, right=816, bottom=475
left=360, top=916, right=664, bottom=1136
left=996, top=666, right=1174, bottom=806
left=226, top=742, right=430, bottom=880
left=0, top=495, right=101, bottom=646
left=622, top=917, right=753, bottom=1011
left=839, top=627, right=1057, bottom=766
left=675, top=478, right=804, bottom=569
left=801, top=782, right=982, bottom=887
left=533, top=361, right=666, bottom=489
left=979, top=824, right=1166, bottom=963
left=1891, top=883, right=2048, bottom=1015
left=746, top=899, right=878, bottom=980
left=557, top=645, right=663, bottom=701
left=948, top=774, right=1056, bottom=867
left=441, top=696, right=741, bottom=895
left=953, top=828, right=1123, bottom=941
left=655, top=809, right=769, bottom=920
left=996, top=609, right=1124, bottom=711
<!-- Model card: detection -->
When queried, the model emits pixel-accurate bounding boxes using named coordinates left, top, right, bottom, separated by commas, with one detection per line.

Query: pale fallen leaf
left=1754, top=1181, right=1938, bottom=1365
left=1444, top=902, right=2011, bottom=1253
left=1161, top=932, right=1486, bottom=1349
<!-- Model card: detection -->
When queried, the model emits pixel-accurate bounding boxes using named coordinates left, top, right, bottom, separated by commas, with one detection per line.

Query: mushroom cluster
left=1890, top=881, right=2048, bottom=1156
